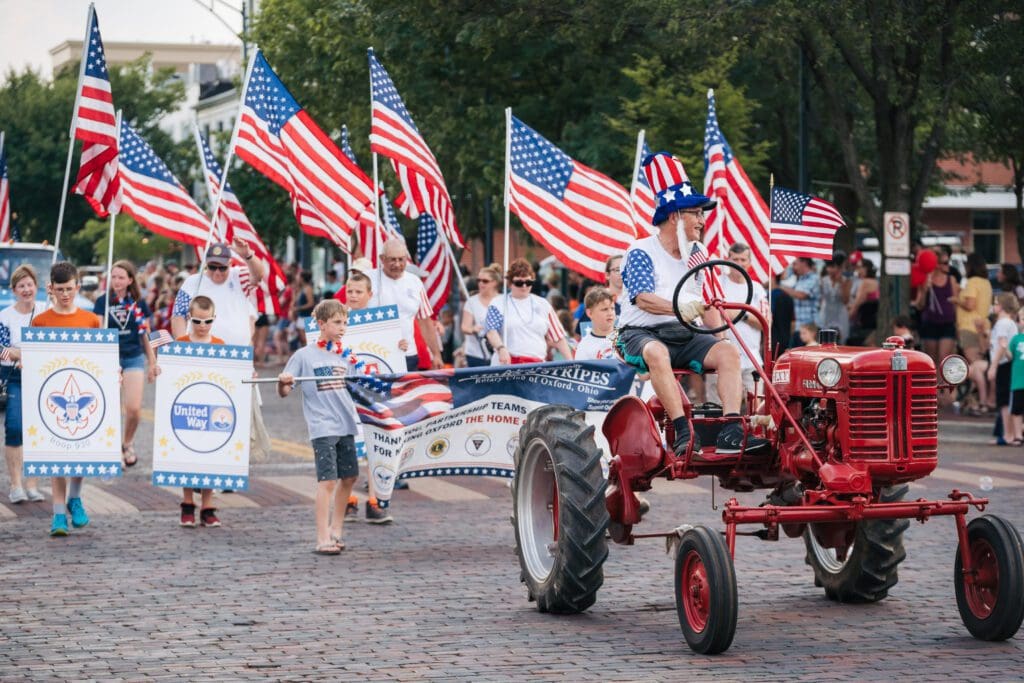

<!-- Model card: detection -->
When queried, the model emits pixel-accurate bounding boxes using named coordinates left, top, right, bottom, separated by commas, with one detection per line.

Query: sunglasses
left=206, top=264, right=229, bottom=272
left=512, top=279, right=535, bottom=287
left=191, top=318, right=215, bottom=325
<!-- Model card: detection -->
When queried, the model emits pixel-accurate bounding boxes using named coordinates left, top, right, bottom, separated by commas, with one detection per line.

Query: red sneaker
left=180, top=502, right=197, bottom=528
left=200, top=508, right=221, bottom=527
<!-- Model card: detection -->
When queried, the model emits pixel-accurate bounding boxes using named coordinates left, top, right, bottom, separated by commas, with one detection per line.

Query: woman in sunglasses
left=484, top=258, right=572, bottom=365
left=461, top=263, right=503, bottom=367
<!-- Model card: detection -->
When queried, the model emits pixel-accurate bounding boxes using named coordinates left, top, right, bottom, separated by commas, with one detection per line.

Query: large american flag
left=340, top=124, right=403, bottom=266
left=770, top=186, right=845, bottom=259
left=416, top=214, right=451, bottom=316
left=0, top=135, right=10, bottom=243
left=118, top=122, right=207, bottom=247
left=368, top=50, right=464, bottom=248
left=349, top=372, right=454, bottom=431
left=629, top=138, right=656, bottom=237
left=508, top=116, right=635, bottom=283
left=198, top=133, right=286, bottom=316
left=71, top=7, right=121, bottom=217
left=235, top=50, right=376, bottom=253
left=703, top=89, right=789, bottom=283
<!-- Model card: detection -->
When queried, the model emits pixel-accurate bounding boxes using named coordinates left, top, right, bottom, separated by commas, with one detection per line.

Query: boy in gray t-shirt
left=278, top=300, right=362, bottom=555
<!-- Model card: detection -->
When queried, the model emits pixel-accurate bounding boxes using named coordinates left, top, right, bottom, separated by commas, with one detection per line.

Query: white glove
left=677, top=300, right=706, bottom=320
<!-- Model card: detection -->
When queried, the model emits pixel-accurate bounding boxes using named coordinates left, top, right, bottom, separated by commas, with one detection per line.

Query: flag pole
left=627, top=129, right=645, bottom=241
left=191, top=122, right=217, bottom=207
left=767, top=173, right=775, bottom=357
left=502, top=108, right=512, bottom=353
left=102, top=109, right=123, bottom=329
left=439, top=226, right=470, bottom=300
left=53, top=2, right=96, bottom=262
left=370, top=47, right=382, bottom=287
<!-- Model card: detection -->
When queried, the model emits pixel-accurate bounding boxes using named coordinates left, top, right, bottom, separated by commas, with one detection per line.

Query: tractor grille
left=847, top=371, right=938, bottom=460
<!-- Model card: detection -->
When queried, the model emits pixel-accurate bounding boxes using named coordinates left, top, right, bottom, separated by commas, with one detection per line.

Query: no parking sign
left=883, top=212, right=910, bottom=258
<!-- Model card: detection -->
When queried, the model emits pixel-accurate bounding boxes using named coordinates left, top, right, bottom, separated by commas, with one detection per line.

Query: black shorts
left=312, top=435, right=358, bottom=481
left=255, top=314, right=270, bottom=328
left=616, top=323, right=720, bottom=374
left=995, top=362, right=1012, bottom=408
left=919, top=320, right=957, bottom=341
left=1010, top=389, right=1024, bottom=416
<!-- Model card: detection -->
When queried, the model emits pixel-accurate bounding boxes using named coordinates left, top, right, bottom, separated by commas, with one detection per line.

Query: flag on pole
left=117, top=122, right=208, bottom=247
left=368, top=50, right=464, bottom=248
left=703, top=89, right=789, bottom=282
left=629, top=139, right=656, bottom=237
left=0, top=136, right=10, bottom=243
left=198, top=133, right=287, bottom=316
left=416, top=214, right=452, bottom=316
left=235, top=50, right=376, bottom=253
left=508, top=116, right=635, bottom=283
left=71, top=7, right=121, bottom=217
left=769, top=186, right=845, bottom=259
left=340, top=125, right=402, bottom=266
left=686, top=241, right=725, bottom=305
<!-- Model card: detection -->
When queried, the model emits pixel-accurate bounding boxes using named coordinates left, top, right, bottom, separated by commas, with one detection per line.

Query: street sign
left=883, top=211, right=910, bottom=258
left=885, top=257, right=911, bottom=276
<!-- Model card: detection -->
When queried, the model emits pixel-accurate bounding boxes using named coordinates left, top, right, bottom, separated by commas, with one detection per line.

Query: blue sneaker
left=50, top=514, right=69, bottom=536
left=67, top=497, right=90, bottom=528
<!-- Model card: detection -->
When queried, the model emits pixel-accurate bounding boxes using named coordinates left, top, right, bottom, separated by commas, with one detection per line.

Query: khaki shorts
left=958, top=329, right=981, bottom=352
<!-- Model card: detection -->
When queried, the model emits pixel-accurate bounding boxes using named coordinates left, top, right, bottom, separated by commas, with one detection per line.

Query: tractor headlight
left=816, top=358, right=842, bottom=388
left=940, top=355, right=969, bottom=385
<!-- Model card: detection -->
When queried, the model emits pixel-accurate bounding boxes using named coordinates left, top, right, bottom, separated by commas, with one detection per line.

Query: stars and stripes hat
left=642, top=152, right=716, bottom=226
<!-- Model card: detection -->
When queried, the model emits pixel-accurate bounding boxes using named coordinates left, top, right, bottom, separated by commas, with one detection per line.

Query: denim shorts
left=5, top=379, right=23, bottom=447
left=120, top=353, right=146, bottom=372
left=312, top=435, right=358, bottom=481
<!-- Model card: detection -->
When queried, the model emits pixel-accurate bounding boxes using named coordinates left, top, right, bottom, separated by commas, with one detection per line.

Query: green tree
left=70, top=214, right=179, bottom=264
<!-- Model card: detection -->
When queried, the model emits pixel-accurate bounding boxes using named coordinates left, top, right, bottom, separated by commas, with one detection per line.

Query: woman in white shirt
left=0, top=265, right=49, bottom=503
left=484, top=259, right=572, bottom=364
left=460, top=263, right=502, bottom=367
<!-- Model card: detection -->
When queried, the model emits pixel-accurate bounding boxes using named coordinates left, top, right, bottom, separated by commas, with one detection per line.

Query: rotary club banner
left=20, top=327, right=123, bottom=478
left=351, top=360, right=635, bottom=505
left=150, top=341, right=253, bottom=490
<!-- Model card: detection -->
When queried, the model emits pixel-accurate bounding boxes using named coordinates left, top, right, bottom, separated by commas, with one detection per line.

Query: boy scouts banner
left=350, top=360, right=635, bottom=505
left=150, top=342, right=253, bottom=490
left=20, top=328, right=123, bottom=477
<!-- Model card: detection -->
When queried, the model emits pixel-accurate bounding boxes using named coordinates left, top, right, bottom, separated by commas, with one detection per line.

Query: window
left=971, top=211, right=1002, bottom=265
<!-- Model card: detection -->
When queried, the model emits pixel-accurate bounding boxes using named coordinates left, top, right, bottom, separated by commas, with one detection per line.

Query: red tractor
left=511, top=260, right=1024, bottom=654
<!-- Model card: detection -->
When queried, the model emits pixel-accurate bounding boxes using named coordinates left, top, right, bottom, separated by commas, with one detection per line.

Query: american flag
left=340, top=125, right=403, bottom=266
left=349, top=371, right=454, bottom=431
left=416, top=214, right=451, bottom=316
left=629, top=137, right=656, bottom=237
left=71, top=6, right=121, bottom=217
left=235, top=50, right=376, bottom=253
left=118, top=122, right=208, bottom=247
left=368, top=50, right=464, bottom=248
left=703, top=89, right=789, bottom=283
left=0, top=134, right=10, bottom=243
left=686, top=241, right=725, bottom=304
left=770, top=186, right=845, bottom=259
left=313, top=365, right=347, bottom=391
left=149, top=329, right=174, bottom=349
left=198, top=133, right=286, bottom=316
left=508, top=116, right=635, bottom=283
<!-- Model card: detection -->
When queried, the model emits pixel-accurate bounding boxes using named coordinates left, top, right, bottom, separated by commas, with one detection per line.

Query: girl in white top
left=484, top=259, right=571, bottom=364
left=461, top=263, right=502, bottom=367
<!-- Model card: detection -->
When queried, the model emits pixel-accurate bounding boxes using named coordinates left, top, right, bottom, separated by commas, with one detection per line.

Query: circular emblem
left=399, top=445, right=416, bottom=469
left=170, top=381, right=236, bottom=453
left=506, top=435, right=520, bottom=457
left=373, top=465, right=396, bottom=491
left=39, top=368, right=106, bottom=441
left=465, top=431, right=491, bottom=457
left=427, top=436, right=450, bottom=459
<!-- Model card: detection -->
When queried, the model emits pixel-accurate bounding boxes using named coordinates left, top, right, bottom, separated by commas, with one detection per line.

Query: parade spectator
left=955, top=253, right=994, bottom=376
left=847, top=259, right=880, bottom=346
left=917, top=249, right=960, bottom=380
left=274, top=271, right=296, bottom=363
left=986, top=293, right=1020, bottom=445
left=996, top=263, right=1024, bottom=300
left=174, top=296, right=225, bottom=528
left=574, top=287, right=617, bottom=360
left=278, top=299, right=362, bottom=554
left=291, top=271, right=316, bottom=346
left=891, top=315, right=921, bottom=351
left=94, top=260, right=160, bottom=468
left=461, top=263, right=502, bottom=367
left=1007, top=307, right=1024, bottom=445
left=32, top=261, right=102, bottom=536
left=0, top=265, right=48, bottom=503
left=819, top=257, right=851, bottom=342
left=321, top=270, right=342, bottom=299
left=799, top=322, right=820, bottom=347
left=484, top=258, right=572, bottom=365
left=778, top=257, right=820, bottom=348
left=769, top=278, right=795, bottom=354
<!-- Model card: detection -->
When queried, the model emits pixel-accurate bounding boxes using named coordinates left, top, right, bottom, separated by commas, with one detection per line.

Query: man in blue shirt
left=778, top=257, right=820, bottom=348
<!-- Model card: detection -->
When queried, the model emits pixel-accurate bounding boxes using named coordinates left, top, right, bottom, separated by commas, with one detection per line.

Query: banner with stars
left=150, top=342, right=253, bottom=491
left=20, top=328, right=123, bottom=478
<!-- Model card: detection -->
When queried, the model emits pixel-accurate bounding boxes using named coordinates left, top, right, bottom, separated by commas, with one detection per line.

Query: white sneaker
left=9, top=487, right=28, bottom=504
left=26, top=488, right=45, bottom=502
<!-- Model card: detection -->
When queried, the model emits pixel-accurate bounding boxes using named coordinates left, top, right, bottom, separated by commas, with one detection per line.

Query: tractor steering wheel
left=672, top=259, right=753, bottom=335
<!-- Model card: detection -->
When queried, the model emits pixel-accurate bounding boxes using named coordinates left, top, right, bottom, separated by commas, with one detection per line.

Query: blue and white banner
left=351, top=360, right=635, bottom=504
left=151, top=341, right=253, bottom=490
left=21, top=327, right=123, bottom=477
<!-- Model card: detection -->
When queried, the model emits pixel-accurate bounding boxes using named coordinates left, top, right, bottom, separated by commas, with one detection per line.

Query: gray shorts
left=312, top=435, right=358, bottom=481
left=616, top=323, right=720, bottom=374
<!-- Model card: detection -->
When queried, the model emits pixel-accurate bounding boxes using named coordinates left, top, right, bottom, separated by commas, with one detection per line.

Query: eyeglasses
left=512, top=279, right=535, bottom=287
left=206, top=264, right=228, bottom=272
left=680, top=209, right=705, bottom=219
left=191, top=317, right=215, bottom=325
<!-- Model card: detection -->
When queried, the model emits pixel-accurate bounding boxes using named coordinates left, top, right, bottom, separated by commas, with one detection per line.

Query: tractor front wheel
left=674, top=526, right=738, bottom=655
left=512, top=404, right=608, bottom=613
left=803, top=485, right=910, bottom=602
left=955, top=514, right=1024, bottom=641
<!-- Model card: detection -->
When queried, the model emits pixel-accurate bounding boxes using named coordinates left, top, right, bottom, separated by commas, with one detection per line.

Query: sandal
left=1011, top=439, right=1024, bottom=447
left=313, top=543, right=341, bottom=555
left=122, top=444, right=138, bottom=468
left=331, top=535, right=346, bottom=549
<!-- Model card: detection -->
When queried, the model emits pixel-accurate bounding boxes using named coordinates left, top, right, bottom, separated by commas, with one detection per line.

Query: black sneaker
left=715, top=422, right=770, bottom=455
left=672, top=420, right=703, bottom=456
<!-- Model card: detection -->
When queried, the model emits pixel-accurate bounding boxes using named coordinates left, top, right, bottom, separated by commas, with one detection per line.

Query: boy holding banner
left=32, top=262, right=101, bottom=536
left=278, top=300, right=363, bottom=555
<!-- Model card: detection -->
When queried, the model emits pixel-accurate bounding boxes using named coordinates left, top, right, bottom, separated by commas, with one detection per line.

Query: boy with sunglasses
left=173, top=296, right=225, bottom=527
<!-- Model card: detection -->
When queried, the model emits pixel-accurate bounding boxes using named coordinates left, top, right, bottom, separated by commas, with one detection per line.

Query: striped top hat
left=641, top=152, right=717, bottom=226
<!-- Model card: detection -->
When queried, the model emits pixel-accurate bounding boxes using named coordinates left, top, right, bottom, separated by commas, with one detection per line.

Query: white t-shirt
left=0, top=301, right=49, bottom=367
left=367, top=269, right=431, bottom=347
left=174, top=267, right=256, bottom=347
left=719, top=275, right=767, bottom=369
left=574, top=331, right=616, bottom=361
left=463, top=293, right=493, bottom=360
left=619, top=235, right=704, bottom=328
left=991, top=317, right=1018, bottom=365
left=484, top=293, right=564, bottom=361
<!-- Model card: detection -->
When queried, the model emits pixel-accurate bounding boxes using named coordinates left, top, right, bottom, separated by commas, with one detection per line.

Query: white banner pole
left=502, top=108, right=512, bottom=352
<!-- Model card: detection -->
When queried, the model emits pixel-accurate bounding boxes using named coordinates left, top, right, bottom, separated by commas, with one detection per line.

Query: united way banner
left=21, top=327, right=123, bottom=477
left=352, top=360, right=635, bottom=504
left=151, top=342, right=253, bottom=490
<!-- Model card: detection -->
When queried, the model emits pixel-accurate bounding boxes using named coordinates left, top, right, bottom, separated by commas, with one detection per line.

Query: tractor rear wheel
left=674, top=526, right=738, bottom=654
left=803, top=485, right=909, bottom=602
left=954, top=514, right=1024, bottom=641
left=512, top=404, right=608, bottom=613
